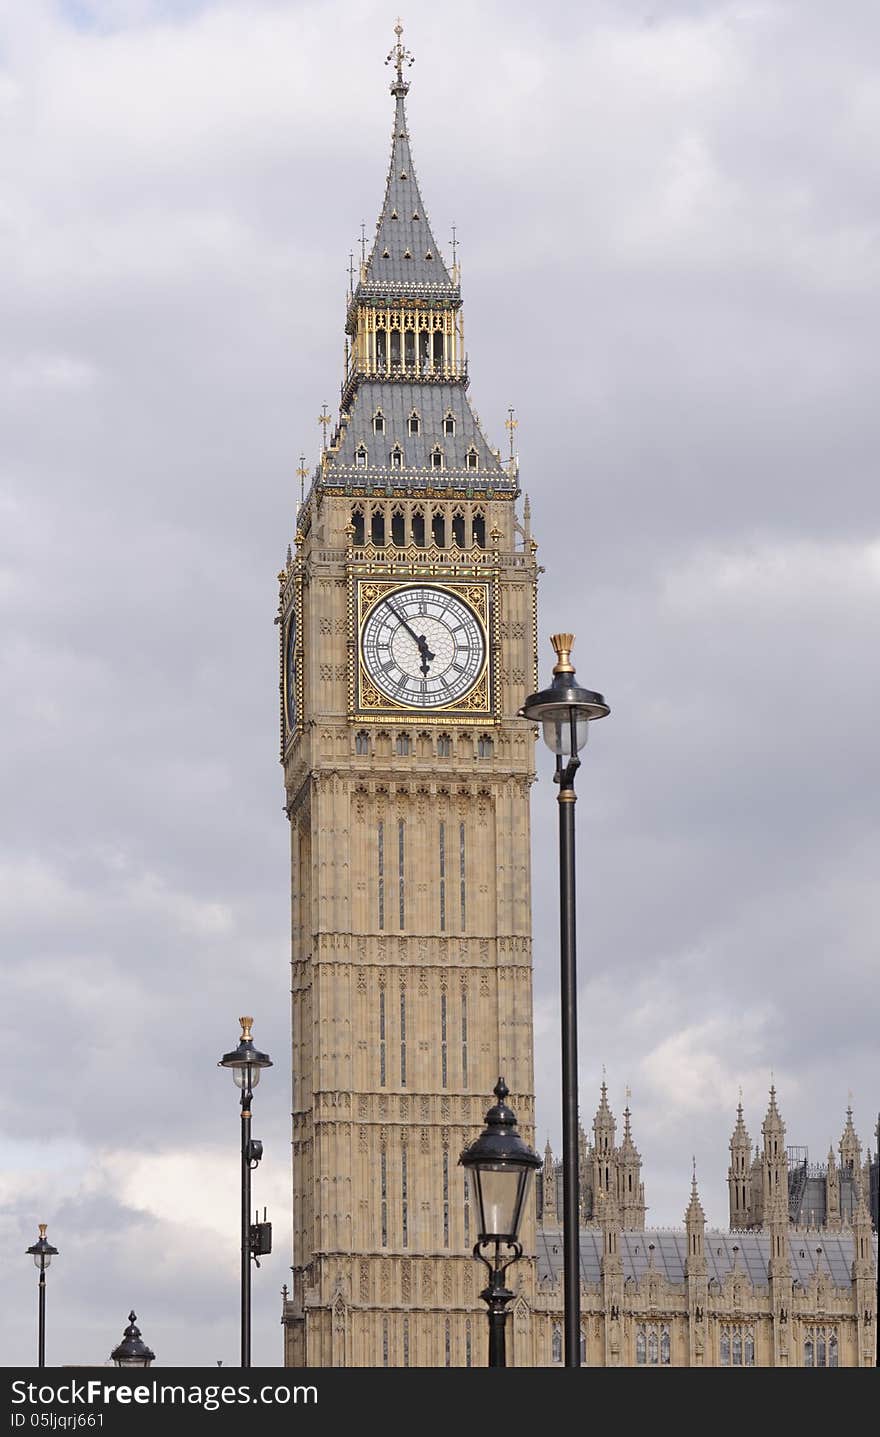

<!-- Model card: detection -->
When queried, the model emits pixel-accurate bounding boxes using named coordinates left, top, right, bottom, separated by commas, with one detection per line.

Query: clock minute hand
left=385, top=599, right=423, bottom=651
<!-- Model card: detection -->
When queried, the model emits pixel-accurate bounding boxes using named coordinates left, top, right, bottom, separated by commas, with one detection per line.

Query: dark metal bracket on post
left=474, top=1240, right=521, bottom=1368
left=250, top=1209, right=272, bottom=1268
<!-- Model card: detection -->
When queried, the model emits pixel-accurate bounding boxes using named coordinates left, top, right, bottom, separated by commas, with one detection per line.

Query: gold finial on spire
left=297, top=454, right=308, bottom=509
left=505, top=405, right=518, bottom=475
left=550, top=634, right=575, bottom=675
left=318, top=403, right=331, bottom=451
left=239, top=1016, right=254, bottom=1042
left=386, top=18, right=414, bottom=89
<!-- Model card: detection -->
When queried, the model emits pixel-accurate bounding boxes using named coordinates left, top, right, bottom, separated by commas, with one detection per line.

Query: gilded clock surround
left=354, top=575, right=493, bottom=720
left=279, top=572, right=303, bottom=754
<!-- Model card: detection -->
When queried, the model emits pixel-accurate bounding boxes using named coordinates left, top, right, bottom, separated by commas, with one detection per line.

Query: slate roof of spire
left=310, top=32, right=513, bottom=496
left=357, top=88, right=457, bottom=298
left=329, top=383, right=506, bottom=477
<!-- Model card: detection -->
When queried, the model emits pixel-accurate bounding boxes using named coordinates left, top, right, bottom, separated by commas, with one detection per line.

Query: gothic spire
left=685, top=1165, right=706, bottom=1228
left=838, top=1102, right=861, bottom=1173
left=359, top=21, right=456, bottom=296
left=763, top=1084, right=785, bottom=1138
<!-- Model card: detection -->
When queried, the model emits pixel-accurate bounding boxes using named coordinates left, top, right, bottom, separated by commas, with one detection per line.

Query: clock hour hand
left=417, top=634, right=435, bottom=677
left=386, top=599, right=435, bottom=673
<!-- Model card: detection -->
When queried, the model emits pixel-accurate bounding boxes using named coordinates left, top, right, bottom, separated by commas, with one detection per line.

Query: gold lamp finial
left=550, top=634, right=575, bottom=675
left=38, top=1223, right=47, bottom=1239
left=239, top=1017, right=254, bottom=1042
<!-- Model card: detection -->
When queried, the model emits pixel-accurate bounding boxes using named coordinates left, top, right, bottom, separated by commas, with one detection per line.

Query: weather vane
left=385, top=19, right=414, bottom=86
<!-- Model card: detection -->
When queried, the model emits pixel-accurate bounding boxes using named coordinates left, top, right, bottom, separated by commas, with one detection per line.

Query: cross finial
left=297, top=454, right=308, bottom=508
left=451, top=223, right=458, bottom=268
left=386, top=19, right=414, bottom=90
left=505, top=405, right=518, bottom=471
left=348, top=251, right=355, bottom=292
left=360, top=221, right=367, bottom=266
left=318, top=403, right=331, bottom=451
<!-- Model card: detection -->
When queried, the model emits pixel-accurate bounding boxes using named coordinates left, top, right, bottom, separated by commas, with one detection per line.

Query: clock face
left=361, top=585, right=486, bottom=709
left=285, top=615, right=297, bottom=729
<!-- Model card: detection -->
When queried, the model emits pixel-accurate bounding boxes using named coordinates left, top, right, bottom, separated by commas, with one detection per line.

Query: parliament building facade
left=276, top=27, right=877, bottom=1368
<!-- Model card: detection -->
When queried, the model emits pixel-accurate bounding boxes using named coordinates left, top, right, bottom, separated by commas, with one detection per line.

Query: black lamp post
left=26, top=1224, right=58, bottom=1368
left=519, top=634, right=610, bottom=1368
left=459, top=1078, right=542, bottom=1367
left=219, top=1016, right=272, bottom=1368
left=110, top=1311, right=155, bottom=1368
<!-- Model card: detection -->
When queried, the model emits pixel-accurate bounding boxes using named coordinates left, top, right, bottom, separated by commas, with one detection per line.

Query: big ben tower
left=278, top=25, right=540, bottom=1367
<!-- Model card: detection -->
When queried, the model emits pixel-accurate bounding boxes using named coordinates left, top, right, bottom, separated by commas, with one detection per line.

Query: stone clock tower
left=278, top=27, right=540, bottom=1368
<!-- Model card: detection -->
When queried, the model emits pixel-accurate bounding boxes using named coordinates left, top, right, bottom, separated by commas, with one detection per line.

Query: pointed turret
left=592, top=1082, right=616, bottom=1157
left=839, top=1104, right=861, bottom=1176
left=761, top=1085, right=788, bottom=1228
left=591, top=1082, right=617, bottom=1221
left=825, top=1141, right=841, bottom=1229
left=728, top=1099, right=752, bottom=1229
left=617, top=1097, right=646, bottom=1230
left=851, top=1186, right=873, bottom=1278
left=577, top=1115, right=592, bottom=1224
left=542, top=1139, right=557, bottom=1221
left=750, top=1144, right=764, bottom=1229
left=684, top=1166, right=707, bottom=1275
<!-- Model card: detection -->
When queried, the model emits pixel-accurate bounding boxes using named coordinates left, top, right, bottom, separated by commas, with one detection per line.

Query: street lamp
left=519, top=633, right=610, bottom=1368
left=26, top=1224, right=58, bottom=1368
left=110, top=1311, right=156, bottom=1368
left=219, top=1016, right=272, bottom=1368
left=459, top=1078, right=541, bottom=1368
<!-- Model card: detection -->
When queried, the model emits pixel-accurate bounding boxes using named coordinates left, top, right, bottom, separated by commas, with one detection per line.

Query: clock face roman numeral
left=360, top=584, right=487, bottom=710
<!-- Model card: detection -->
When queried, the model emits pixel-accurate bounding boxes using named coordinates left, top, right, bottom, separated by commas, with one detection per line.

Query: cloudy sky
left=2, top=0, right=878, bottom=1367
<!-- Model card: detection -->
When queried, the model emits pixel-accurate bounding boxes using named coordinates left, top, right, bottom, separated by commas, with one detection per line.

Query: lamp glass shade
left=541, top=711, right=590, bottom=758
left=32, top=1252, right=50, bottom=1270
left=231, top=1063, right=261, bottom=1089
left=114, top=1354, right=152, bottom=1369
left=471, top=1163, right=534, bottom=1245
